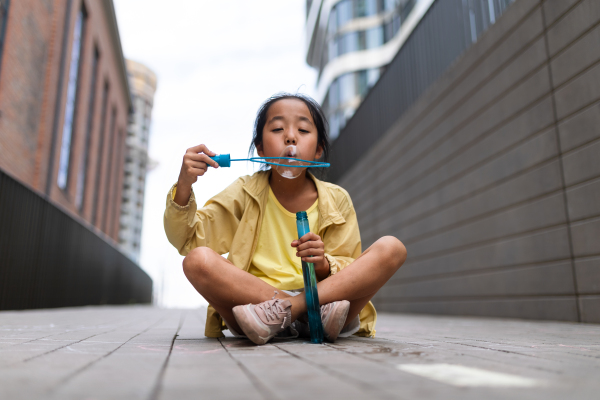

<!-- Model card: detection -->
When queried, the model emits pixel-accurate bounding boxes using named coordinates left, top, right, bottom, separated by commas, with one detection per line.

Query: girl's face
left=257, top=98, right=323, bottom=173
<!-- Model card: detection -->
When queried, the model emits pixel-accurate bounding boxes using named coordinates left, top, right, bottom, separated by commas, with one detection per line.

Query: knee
left=374, top=236, right=407, bottom=269
left=182, top=247, right=216, bottom=282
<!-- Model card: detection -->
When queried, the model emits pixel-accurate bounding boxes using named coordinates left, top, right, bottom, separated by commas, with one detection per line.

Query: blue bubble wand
left=208, top=154, right=329, bottom=169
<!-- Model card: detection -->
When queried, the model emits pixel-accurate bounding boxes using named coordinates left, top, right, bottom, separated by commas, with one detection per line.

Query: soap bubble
left=275, top=145, right=306, bottom=179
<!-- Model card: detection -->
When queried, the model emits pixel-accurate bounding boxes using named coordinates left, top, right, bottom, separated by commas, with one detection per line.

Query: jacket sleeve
left=322, top=190, right=362, bottom=276
left=163, top=179, right=246, bottom=256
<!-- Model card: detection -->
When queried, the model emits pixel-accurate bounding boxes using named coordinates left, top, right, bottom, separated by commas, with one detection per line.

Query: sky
left=113, top=0, right=318, bottom=308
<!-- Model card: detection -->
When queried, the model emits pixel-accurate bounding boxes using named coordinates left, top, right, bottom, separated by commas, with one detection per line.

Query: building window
left=101, top=108, right=117, bottom=232
left=0, top=0, right=9, bottom=79
left=337, top=0, right=354, bottom=28
left=324, top=0, right=416, bottom=63
left=92, top=83, right=110, bottom=226
left=57, top=8, right=87, bottom=190
left=76, top=47, right=99, bottom=210
left=366, top=26, right=384, bottom=49
left=462, top=0, right=514, bottom=45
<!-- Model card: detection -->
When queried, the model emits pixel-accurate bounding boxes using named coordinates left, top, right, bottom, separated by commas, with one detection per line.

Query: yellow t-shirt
left=247, top=186, right=319, bottom=290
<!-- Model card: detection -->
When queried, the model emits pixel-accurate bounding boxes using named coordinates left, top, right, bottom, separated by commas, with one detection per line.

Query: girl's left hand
left=291, top=233, right=329, bottom=280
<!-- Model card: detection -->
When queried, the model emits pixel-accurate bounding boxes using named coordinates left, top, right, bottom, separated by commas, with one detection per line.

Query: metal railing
left=0, top=169, right=152, bottom=310
left=328, top=0, right=514, bottom=182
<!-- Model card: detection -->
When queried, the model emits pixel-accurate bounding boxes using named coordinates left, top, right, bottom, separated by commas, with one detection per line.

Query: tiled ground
left=0, top=306, right=598, bottom=399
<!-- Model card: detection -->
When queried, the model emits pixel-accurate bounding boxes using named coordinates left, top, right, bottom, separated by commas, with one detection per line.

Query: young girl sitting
left=164, top=93, right=406, bottom=345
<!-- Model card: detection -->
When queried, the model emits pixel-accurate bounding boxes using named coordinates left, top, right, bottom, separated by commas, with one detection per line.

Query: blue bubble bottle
left=296, top=211, right=324, bottom=344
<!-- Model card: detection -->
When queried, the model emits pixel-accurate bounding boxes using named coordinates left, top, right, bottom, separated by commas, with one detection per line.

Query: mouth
left=283, top=147, right=298, bottom=158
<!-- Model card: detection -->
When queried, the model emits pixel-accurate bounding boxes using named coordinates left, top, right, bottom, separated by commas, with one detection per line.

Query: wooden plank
left=158, top=310, right=267, bottom=400
left=1, top=307, right=599, bottom=399
left=0, top=307, right=153, bottom=366
left=222, top=338, right=376, bottom=400
left=0, top=307, right=167, bottom=399
left=330, top=314, right=600, bottom=399
left=48, top=309, right=183, bottom=400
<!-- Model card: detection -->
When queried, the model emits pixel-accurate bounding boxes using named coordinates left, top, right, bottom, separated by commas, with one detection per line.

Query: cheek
left=260, top=134, right=282, bottom=155
left=306, top=136, right=320, bottom=155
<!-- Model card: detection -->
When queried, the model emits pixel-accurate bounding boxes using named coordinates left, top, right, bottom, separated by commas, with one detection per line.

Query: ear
left=256, top=143, right=264, bottom=157
left=315, top=143, right=323, bottom=160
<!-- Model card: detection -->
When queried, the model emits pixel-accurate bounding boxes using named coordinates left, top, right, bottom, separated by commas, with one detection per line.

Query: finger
left=187, top=152, right=218, bottom=165
left=296, top=248, right=324, bottom=257
left=188, top=166, right=207, bottom=177
left=188, top=144, right=216, bottom=156
left=189, top=161, right=210, bottom=170
left=196, top=153, right=219, bottom=168
left=296, top=241, right=323, bottom=252
left=186, top=153, right=209, bottom=162
left=299, top=233, right=320, bottom=243
left=290, top=240, right=299, bottom=247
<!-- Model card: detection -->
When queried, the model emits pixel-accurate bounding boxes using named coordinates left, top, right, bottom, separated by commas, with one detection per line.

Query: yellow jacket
left=164, top=170, right=376, bottom=337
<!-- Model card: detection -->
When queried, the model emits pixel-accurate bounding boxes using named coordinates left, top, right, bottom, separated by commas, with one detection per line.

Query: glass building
left=119, top=59, right=157, bottom=263
left=306, top=0, right=515, bottom=139
left=306, top=0, right=418, bottom=139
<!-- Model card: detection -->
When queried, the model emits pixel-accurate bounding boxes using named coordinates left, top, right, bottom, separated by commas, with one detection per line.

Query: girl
left=164, top=93, right=406, bottom=345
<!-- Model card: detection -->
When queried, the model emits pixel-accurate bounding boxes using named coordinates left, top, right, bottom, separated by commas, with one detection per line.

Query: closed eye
left=272, top=128, right=283, bottom=132
left=299, top=129, right=309, bottom=133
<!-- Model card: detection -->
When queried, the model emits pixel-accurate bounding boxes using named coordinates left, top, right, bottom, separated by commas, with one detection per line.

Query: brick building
left=0, top=0, right=131, bottom=243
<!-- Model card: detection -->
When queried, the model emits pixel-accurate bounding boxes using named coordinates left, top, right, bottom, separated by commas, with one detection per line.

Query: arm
left=164, top=144, right=244, bottom=256
left=164, top=181, right=245, bottom=256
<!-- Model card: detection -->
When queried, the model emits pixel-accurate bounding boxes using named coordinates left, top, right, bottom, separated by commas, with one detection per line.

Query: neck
left=268, top=169, right=314, bottom=200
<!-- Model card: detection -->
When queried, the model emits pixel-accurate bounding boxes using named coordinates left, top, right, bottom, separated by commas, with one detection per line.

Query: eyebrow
left=267, top=115, right=314, bottom=126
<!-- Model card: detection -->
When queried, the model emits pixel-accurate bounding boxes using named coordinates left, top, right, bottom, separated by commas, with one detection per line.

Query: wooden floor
left=0, top=306, right=598, bottom=399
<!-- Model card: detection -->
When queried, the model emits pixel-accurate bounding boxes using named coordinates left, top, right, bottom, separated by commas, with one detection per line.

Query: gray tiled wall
left=338, top=0, right=600, bottom=322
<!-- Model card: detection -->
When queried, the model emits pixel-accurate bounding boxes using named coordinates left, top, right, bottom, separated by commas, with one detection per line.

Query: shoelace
left=258, top=297, right=287, bottom=327
left=320, top=302, right=333, bottom=318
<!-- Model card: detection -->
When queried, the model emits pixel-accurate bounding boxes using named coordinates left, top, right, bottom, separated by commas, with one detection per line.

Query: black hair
left=249, top=93, right=330, bottom=166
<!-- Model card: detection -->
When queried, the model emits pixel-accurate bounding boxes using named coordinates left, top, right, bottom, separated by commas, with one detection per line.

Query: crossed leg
left=182, top=236, right=407, bottom=335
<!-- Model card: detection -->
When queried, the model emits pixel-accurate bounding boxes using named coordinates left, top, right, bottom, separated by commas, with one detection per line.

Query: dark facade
left=332, top=0, right=600, bottom=322
left=0, top=0, right=152, bottom=309
left=0, top=170, right=152, bottom=309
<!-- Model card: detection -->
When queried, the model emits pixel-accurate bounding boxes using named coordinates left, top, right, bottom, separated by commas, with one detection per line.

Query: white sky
left=113, top=0, right=318, bottom=308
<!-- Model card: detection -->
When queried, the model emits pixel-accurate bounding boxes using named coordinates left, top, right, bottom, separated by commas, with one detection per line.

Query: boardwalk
left=0, top=306, right=598, bottom=399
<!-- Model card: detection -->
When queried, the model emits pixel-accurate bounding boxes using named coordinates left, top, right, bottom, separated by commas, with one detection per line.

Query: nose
left=284, top=130, right=297, bottom=145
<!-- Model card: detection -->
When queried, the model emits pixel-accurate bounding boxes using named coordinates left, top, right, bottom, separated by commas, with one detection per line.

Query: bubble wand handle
left=295, top=211, right=324, bottom=344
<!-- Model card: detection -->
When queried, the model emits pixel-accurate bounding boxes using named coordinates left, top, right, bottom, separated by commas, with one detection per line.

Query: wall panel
left=335, top=0, right=600, bottom=322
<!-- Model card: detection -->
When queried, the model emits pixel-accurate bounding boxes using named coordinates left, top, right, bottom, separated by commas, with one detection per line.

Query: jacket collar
left=242, top=170, right=345, bottom=229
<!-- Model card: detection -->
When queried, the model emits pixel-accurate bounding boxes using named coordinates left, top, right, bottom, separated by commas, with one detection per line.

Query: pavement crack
left=217, top=338, right=279, bottom=400
left=149, top=311, right=185, bottom=400
left=273, top=343, right=402, bottom=400
left=51, top=315, right=169, bottom=391
left=21, top=329, right=119, bottom=364
left=349, top=336, right=564, bottom=375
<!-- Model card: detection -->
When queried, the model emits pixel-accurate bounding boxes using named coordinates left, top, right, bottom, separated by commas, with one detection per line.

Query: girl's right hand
left=178, top=144, right=219, bottom=186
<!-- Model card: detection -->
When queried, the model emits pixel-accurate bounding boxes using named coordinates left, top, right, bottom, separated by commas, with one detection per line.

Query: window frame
left=0, top=0, right=11, bottom=80
left=57, top=6, right=88, bottom=191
